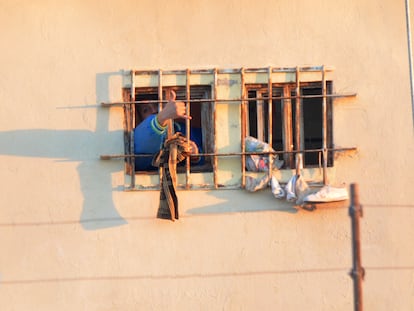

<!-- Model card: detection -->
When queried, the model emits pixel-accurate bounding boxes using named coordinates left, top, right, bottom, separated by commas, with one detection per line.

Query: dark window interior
left=247, top=82, right=333, bottom=168
left=134, top=85, right=214, bottom=173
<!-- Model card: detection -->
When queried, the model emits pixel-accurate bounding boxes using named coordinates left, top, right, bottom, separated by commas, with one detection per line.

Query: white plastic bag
left=245, top=136, right=283, bottom=172
left=285, top=174, right=310, bottom=205
left=245, top=174, right=271, bottom=192
left=304, top=185, right=349, bottom=203
left=271, top=174, right=285, bottom=199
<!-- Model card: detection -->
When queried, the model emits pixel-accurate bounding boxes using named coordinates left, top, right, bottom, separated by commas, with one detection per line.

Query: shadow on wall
left=0, top=71, right=299, bottom=230
left=0, top=71, right=127, bottom=230
left=186, top=190, right=298, bottom=215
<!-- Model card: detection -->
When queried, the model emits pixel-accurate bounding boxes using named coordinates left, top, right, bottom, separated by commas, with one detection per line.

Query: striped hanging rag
left=152, top=132, right=191, bottom=221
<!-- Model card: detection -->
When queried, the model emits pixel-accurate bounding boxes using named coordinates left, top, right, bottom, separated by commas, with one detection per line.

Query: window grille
left=101, top=66, right=357, bottom=191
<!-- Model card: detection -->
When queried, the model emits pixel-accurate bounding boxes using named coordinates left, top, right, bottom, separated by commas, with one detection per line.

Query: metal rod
left=101, top=147, right=357, bottom=160
left=405, top=0, right=414, bottom=128
left=158, top=70, right=164, bottom=185
left=349, top=183, right=364, bottom=311
left=240, top=68, right=247, bottom=189
left=132, top=66, right=336, bottom=76
left=130, top=70, right=136, bottom=189
left=213, top=68, right=218, bottom=189
left=130, top=184, right=245, bottom=192
left=295, top=67, right=302, bottom=175
left=185, top=69, right=191, bottom=189
left=322, top=67, right=328, bottom=185
left=101, top=93, right=357, bottom=107
left=282, top=86, right=294, bottom=168
left=267, top=66, right=274, bottom=180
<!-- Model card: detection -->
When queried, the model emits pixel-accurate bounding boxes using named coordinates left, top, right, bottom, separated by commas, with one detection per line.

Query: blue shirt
left=133, top=114, right=203, bottom=171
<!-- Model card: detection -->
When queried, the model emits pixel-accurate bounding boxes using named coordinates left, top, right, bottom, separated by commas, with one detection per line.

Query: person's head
left=137, top=103, right=158, bottom=122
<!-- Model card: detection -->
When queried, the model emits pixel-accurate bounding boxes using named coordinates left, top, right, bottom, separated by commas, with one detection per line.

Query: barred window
left=246, top=82, right=333, bottom=169
left=132, top=85, right=214, bottom=174
left=101, top=66, right=356, bottom=191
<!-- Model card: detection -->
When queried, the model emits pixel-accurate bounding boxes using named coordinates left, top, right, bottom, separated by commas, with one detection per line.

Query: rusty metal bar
left=132, top=66, right=336, bottom=76
left=132, top=184, right=243, bottom=192
left=157, top=69, right=163, bottom=119
left=267, top=66, right=274, bottom=179
left=101, top=147, right=357, bottom=160
left=185, top=69, right=191, bottom=189
left=322, top=66, right=329, bottom=185
left=257, top=95, right=264, bottom=141
left=129, top=70, right=136, bottom=189
left=213, top=68, right=218, bottom=189
left=282, top=86, right=294, bottom=168
left=101, top=92, right=357, bottom=107
left=295, top=67, right=302, bottom=175
left=134, top=69, right=214, bottom=75
left=240, top=68, right=247, bottom=189
left=349, top=183, right=364, bottom=311
left=157, top=70, right=164, bottom=186
left=405, top=0, right=414, bottom=127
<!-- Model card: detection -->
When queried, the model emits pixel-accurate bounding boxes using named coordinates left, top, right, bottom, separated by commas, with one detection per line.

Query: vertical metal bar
left=240, top=68, right=246, bottom=188
left=282, top=86, right=293, bottom=168
left=158, top=69, right=163, bottom=114
left=185, top=69, right=191, bottom=189
left=295, top=67, right=302, bottom=175
left=405, top=0, right=414, bottom=127
left=267, top=66, right=273, bottom=179
left=130, top=70, right=136, bottom=189
left=257, top=96, right=264, bottom=141
left=158, top=70, right=164, bottom=186
left=322, top=66, right=328, bottom=185
left=213, top=68, right=218, bottom=189
left=349, top=183, right=364, bottom=311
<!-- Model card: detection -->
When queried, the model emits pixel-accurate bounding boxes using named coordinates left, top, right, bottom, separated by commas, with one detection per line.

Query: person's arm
left=134, top=115, right=167, bottom=170
left=134, top=91, right=197, bottom=170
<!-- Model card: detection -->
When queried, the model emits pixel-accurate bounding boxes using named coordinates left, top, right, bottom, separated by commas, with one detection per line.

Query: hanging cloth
left=152, top=132, right=191, bottom=221
left=285, top=174, right=311, bottom=205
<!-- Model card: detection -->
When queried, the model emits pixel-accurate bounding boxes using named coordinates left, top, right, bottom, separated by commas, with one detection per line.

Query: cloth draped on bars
left=152, top=132, right=191, bottom=221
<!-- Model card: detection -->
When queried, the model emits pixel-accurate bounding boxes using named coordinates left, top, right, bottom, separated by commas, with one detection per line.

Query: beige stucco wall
left=1, top=0, right=413, bottom=310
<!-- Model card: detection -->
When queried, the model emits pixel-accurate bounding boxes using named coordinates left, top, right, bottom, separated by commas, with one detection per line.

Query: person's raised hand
left=157, top=90, right=191, bottom=126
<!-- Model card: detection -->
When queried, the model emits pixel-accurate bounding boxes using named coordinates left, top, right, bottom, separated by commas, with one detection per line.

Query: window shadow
left=0, top=71, right=127, bottom=230
left=186, top=189, right=298, bottom=215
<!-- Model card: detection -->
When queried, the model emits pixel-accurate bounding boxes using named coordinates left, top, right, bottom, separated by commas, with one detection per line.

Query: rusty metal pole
left=405, top=0, right=414, bottom=127
left=349, top=183, right=364, bottom=311
left=130, top=70, right=136, bottom=189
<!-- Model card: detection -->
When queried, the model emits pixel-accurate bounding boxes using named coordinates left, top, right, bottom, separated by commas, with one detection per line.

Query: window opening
left=133, top=85, right=214, bottom=174
left=246, top=82, right=333, bottom=169
left=100, top=66, right=357, bottom=191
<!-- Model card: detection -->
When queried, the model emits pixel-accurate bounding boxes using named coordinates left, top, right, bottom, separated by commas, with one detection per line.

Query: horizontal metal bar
left=132, top=66, right=335, bottom=76
left=127, top=184, right=242, bottom=191
left=128, top=180, right=329, bottom=191
left=245, top=66, right=335, bottom=73
left=133, top=69, right=214, bottom=75
left=100, top=147, right=357, bottom=160
left=101, top=92, right=357, bottom=107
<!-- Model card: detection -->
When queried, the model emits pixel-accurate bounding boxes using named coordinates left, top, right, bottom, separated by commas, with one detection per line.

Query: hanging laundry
left=245, top=136, right=283, bottom=172
left=152, top=133, right=191, bottom=221
left=244, top=136, right=284, bottom=193
left=285, top=175, right=298, bottom=202
left=285, top=174, right=311, bottom=205
left=245, top=174, right=271, bottom=192
left=271, top=174, right=285, bottom=199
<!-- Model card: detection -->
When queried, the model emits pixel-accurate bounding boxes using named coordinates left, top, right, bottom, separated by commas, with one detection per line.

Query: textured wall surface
left=1, top=1, right=413, bottom=310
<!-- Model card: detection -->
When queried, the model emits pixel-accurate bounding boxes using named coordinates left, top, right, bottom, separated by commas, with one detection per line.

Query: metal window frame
left=101, top=66, right=357, bottom=190
left=245, top=81, right=333, bottom=170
